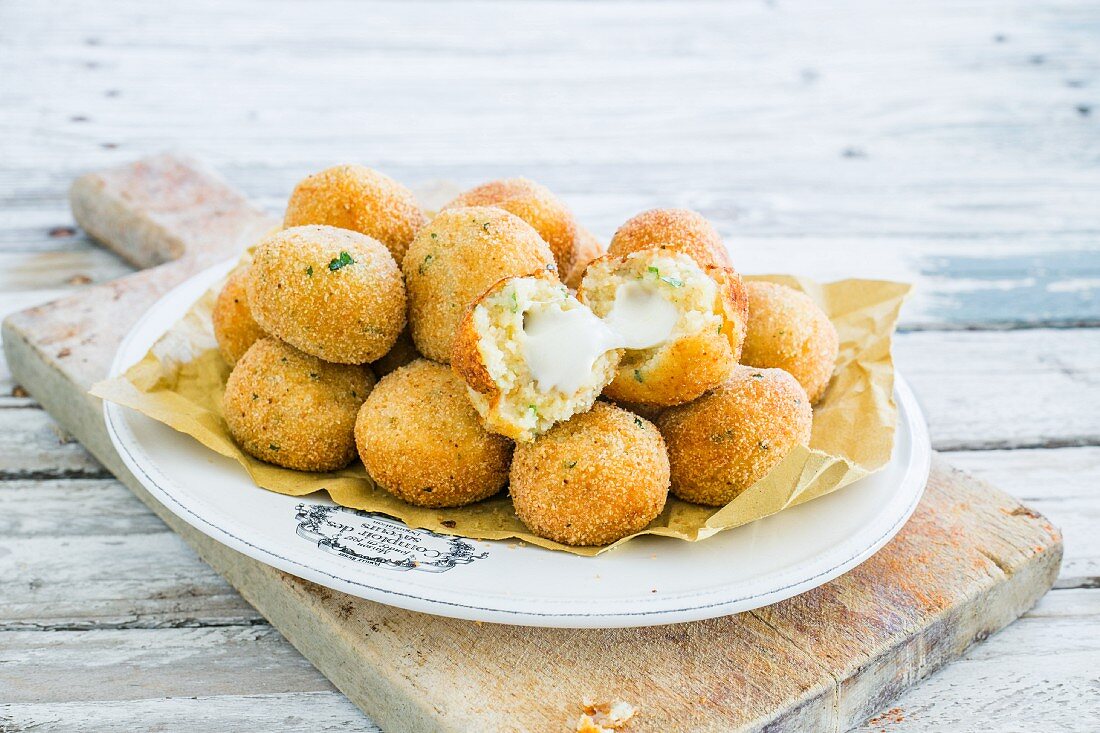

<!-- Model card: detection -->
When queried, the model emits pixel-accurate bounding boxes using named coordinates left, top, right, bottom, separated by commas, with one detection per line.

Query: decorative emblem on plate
left=294, top=503, right=488, bottom=572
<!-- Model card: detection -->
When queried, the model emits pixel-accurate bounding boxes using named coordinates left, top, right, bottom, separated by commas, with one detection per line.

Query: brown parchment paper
left=92, top=273, right=909, bottom=556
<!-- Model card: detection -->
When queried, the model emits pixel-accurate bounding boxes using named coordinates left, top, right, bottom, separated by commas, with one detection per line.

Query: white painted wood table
left=1, top=1, right=1098, bottom=730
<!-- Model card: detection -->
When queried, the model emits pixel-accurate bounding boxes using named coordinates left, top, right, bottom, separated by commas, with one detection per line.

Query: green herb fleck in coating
left=418, top=253, right=434, bottom=275
left=328, top=251, right=355, bottom=271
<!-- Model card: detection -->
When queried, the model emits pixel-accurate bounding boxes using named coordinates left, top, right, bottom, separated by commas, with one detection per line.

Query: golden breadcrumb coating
left=564, top=226, right=605, bottom=291
left=510, top=402, right=669, bottom=546
left=657, top=366, right=812, bottom=506
left=741, top=281, right=840, bottom=404
left=212, top=266, right=267, bottom=366
left=444, top=178, right=578, bottom=275
left=248, top=225, right=406, bottom=364
left=369, top=327, right=421, bottom=378
left=601, top=396, right=665, bottom=423
left=355, top=360, right=512, bottom=508
left=283, top=164, right=426, bottom=264
left=579, top=249, right=748, bottom=406
left=608, top=208, right=732, bottom=269
left=402, top=206, right=556, bottom=363
left=452, top=273, right=621, bottom=442
left=224, top=338, right=375, bottom=471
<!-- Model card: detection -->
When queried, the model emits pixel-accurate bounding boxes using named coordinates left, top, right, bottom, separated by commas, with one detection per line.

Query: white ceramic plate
left=104, top=261, right=931, bottom=628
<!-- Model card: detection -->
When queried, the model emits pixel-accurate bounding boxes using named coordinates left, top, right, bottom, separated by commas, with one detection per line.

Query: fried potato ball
left=510, top=402, right=669, bottom=546
left=563, top=226, right=605, bottom=291
left=443, top=178, right=578, bottom=275
left=452, top=273, right=621, bottom=442
left=657, top=366, right=812, bottom=506
left=224, top=338, right=375, bottom=471
left=402, top=206, right=556, bottom=363
left=212, top=266, right=267, bottom=366
left=741, top=281, right=840, bottom=404
left=248, top=225, right=406, bottom=364
left=283, top=164, right=426, bottom=264
left=608, top=208, right=732, bottom=269
left=355, top=359, right=513, bottom=508
left=369, top=327, right=420, bottom=378
left=578, top=248, right=748, bottom=407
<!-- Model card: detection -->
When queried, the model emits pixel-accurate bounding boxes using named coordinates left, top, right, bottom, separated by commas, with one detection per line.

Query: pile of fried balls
left=214, top=165, right=839, bottom=546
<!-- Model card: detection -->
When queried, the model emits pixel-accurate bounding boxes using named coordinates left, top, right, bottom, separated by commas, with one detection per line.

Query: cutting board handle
left=3, top=155, right=277, bottom=395
left=70, top=153, right=276, bottom=270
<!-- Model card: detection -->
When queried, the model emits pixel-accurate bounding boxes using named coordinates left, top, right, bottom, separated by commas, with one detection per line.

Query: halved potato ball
left=563, top=226, right=605, bottom=291
left=224, top=338, right=375, bottom=471
left=741, top=281, right=840, bottom=404
left=657, top=366, right=812, bottom=506
left=402, top=206, right=556, bottom=363
left=578, top=248, right=748, bottom=407
left=248, top=225, right=406, bottom=364
left=283, top=164, right=426, bottom=264
left=452, top=273, right=621, bottom=442
left=355, top=359, right=513, bottom=508
left=443, top=178, right=578, bottom=275
left=608, top=208, right=732, bottom=269
left=510, top=402, right=670, bottom=546
left=212, top=266, right=266, bottom=366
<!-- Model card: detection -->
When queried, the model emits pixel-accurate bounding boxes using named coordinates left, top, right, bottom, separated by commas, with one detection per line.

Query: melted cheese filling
left=520, top=282, right=679, bottom=394
left=603, top=281, right=681, bottom=349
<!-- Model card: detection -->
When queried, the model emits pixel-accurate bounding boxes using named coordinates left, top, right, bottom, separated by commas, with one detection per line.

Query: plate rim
left=103, top=260, right=931, bottom=628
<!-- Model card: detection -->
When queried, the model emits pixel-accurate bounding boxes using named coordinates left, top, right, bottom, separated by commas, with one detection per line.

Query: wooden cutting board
left=1, top=155, right=1063, bottom=733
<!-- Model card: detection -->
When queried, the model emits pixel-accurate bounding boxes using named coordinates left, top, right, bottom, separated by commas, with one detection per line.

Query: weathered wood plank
left=0, top=692, right=377, bottom=733
left=0, top=409, right=106, bottom=479
left=0, top=627, right=337, bottom=704
left=851, top=589, right=1100, bottom=732
left=2, top=0, right=1096, bottom=176
left=896, top=329, right=1100, bottom=450
left=0, top=479, right=260, bottom=631
left=943, top=447, right=1100, bottom=502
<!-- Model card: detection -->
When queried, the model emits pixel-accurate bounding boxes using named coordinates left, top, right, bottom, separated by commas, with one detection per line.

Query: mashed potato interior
left=582, top=252, right=724, bottom=370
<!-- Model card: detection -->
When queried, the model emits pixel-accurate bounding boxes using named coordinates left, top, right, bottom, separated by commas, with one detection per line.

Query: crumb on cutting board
left=575, top=698, right=637, bottom=732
